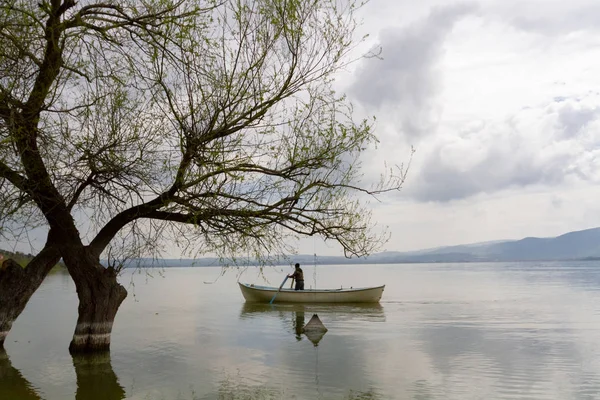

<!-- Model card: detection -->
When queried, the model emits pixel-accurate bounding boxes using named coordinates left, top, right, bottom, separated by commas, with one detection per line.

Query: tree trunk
left=68, top=258, right=127, bottom=354
left=73, top=352, right=126, bottom=400
left=0, top=247, right=60, bottom=349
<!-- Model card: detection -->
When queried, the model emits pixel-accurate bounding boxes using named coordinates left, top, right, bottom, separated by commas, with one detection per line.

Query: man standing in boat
left=288, top=263, right=304, bottom=290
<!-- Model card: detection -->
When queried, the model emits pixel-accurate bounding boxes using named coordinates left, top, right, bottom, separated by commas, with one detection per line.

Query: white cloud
left=338, top=0, right=600, bottom=252
left=487, top=0, right=600, bottom=36
left=407, top=95, right=600, bottom=202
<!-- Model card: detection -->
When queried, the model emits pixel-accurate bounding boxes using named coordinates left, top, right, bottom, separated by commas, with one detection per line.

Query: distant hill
left=0, top=249, right=38, bottom=267
left=0, top=249, right=66, bottom=271
left=120, top=227, right=600, bottom=267
left=363, top=227, right=600, bottom=263
left=7, top=227, right=600, bottom=268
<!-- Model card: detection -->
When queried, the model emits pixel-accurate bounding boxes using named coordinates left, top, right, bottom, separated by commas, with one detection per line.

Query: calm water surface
left=3, top=262, right=600, bottom=399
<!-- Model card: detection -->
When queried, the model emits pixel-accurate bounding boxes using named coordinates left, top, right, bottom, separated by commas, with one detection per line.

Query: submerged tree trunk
left=0, top=247, right=60, bottom=348
left=67, top=252, right=127, bottom=354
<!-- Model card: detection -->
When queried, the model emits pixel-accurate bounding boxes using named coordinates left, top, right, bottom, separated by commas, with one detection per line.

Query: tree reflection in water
left=72, top=352, right=125, bottom=400
left=0, top=349, right=41, bottom=400
left=0, top=349, right=126, bottom=400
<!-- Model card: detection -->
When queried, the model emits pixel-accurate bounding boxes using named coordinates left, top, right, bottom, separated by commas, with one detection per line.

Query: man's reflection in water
left=0, top=349, right=41, bottom=400
left=294, top=310, right=305, bottom=341
left=73, top=352, right=126, bottom=400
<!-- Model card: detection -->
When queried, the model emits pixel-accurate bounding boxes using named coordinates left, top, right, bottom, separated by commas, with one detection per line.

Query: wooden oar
left=269, top=275, right=289, bottom=304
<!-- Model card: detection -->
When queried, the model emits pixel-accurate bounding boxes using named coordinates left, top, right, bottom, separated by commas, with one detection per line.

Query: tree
left=0, top=0, right=407, bottom=353
left=0, top=242, right=60, bottom=348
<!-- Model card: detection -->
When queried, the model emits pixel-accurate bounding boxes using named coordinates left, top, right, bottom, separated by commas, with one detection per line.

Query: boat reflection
left=240, top=302, right=385, bottom=321
left=240, top=302, right=385, bottom=346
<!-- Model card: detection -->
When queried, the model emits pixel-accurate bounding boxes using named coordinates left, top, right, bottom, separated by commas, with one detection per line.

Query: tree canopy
left=0, top=0, right=406, bottom=265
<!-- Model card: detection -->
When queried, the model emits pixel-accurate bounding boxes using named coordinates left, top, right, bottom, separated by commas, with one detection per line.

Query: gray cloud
left=407, top=97, right=600, bottom=202
left=557, top=103, right=599, bottom=139
left=350, top=3, right=477, bottom=139
left=413, top=145, right=570, bottom=202
left=491, top=0, right=600, bottom=36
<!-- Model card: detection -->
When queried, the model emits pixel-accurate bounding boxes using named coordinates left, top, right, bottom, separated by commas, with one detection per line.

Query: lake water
left=3, top=262, right=600, bottom=399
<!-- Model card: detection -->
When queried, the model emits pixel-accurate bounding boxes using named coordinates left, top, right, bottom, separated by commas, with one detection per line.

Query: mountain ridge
left=131, top=226, right=600, bottom=267
left=6, top=227, right=600, bottom=268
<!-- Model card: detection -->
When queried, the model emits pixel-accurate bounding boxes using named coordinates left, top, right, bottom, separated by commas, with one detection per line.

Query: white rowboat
left=238, top=282, right=385, bottom=303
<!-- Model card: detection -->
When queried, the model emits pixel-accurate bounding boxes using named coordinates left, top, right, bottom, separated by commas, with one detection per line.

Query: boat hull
left=238, top=283, right=385, bottom=303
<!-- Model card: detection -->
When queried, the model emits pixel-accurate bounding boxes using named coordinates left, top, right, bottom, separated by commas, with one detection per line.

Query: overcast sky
left=298, top=0, right=600, bottom=256
left=6, top=0, right=600, bottom=259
